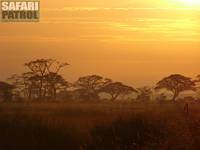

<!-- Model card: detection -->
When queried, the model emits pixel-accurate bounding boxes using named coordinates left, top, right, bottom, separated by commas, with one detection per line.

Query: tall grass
left=0, top=102, right=199, bottom=150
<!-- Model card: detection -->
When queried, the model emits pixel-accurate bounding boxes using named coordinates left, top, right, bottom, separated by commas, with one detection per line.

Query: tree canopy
left=75, top=75, right=111, bottom=100
left=8, top=59, right=69, bottom=101
left=101, top=82, right=137, bottom=101
left=155, top=74, right=195, bottom=101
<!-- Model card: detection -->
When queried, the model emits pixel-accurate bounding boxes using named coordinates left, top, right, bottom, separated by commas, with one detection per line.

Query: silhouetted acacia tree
left=194, top=75, right=200, bottom=89
left=8, top=72, right=44, bottom=100
left=0, top=81, right=15, bottom=102
left=101, top=82, right=137, bottom=101
left=8, top=59, right=69, bottom=101
left=22, top=72, right=40, bottom=100
left=44, top=72, right=70, bottom=99
left=24, top=59, right=69, bottom=100
left=155, top=74, right=195, bottom=102
left=195, top=75, right=200, bottom=81
left=194, top=75, right=200, bottom=100
left=137, top=86, right=153, bottom=102
left=7, top=74, right=24, bottom=99
left=75, top=75, right=111, bottom=101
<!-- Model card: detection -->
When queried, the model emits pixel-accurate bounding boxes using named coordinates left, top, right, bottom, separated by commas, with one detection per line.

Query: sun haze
left=0, top=0, right=199, bottom=86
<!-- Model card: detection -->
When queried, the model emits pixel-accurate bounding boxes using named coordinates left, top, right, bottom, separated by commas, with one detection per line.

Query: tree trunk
left=53, top=88, right=57, bottom=100
left=39, top=80, right=43, bottom=99
left=172, top=90, right=178, bottom=102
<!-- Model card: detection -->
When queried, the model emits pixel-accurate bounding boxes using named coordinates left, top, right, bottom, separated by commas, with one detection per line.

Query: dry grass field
left=0, top=102, right=200, bottom=150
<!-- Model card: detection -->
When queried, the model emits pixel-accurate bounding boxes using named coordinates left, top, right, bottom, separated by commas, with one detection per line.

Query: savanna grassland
left=0, top=102, right=200, bottom=150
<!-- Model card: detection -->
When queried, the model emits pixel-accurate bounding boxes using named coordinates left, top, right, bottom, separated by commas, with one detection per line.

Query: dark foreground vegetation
left=0, top=102, right=200, bottom=150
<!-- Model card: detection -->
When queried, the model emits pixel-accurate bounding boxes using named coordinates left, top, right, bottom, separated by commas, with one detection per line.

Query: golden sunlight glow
left=179, top=0, right=200, bottom=6
left=0, top=0, right=200, bottom=86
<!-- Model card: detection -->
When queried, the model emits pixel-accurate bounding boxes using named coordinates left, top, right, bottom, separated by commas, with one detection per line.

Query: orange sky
left=0, top=0, right=200, bottom=87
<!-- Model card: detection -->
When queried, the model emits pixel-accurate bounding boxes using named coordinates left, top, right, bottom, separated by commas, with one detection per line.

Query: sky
left=0, top=0, right=200, bottom=87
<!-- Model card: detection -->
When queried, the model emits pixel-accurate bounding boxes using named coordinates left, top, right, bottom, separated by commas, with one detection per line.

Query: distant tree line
left=0, top=58, right=199, bottom=103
